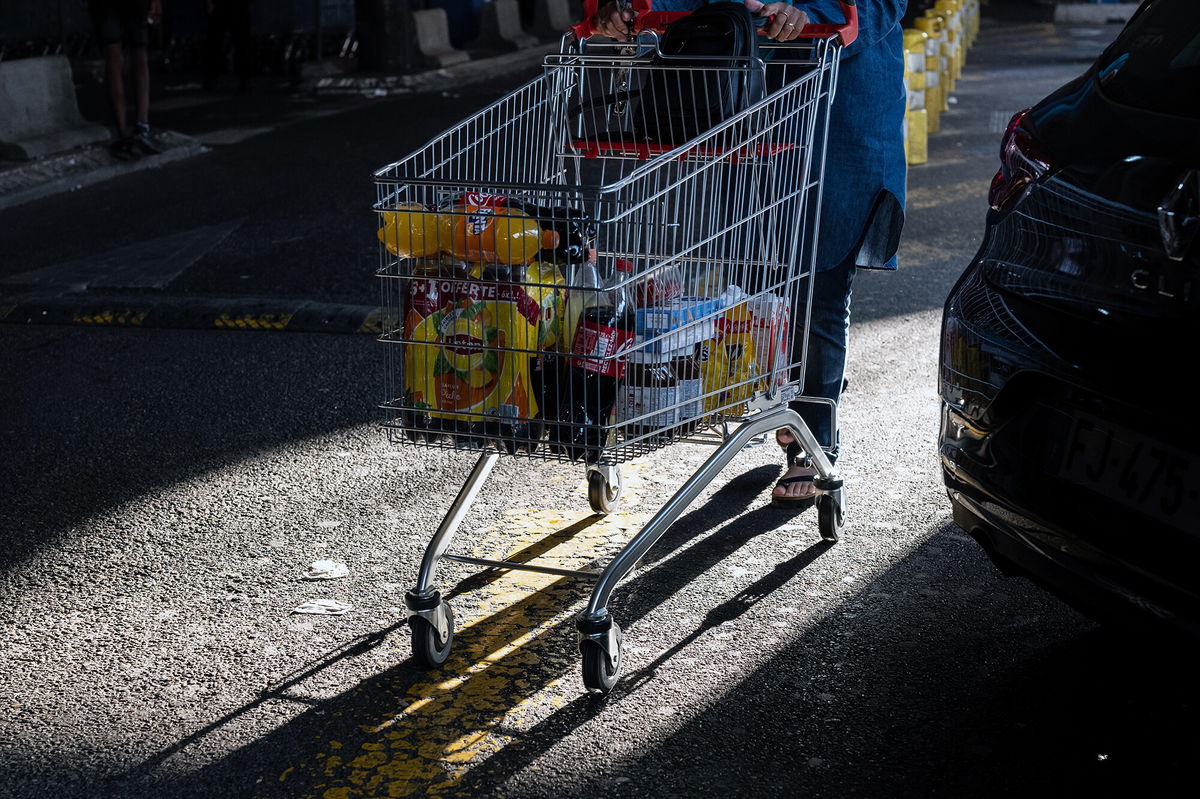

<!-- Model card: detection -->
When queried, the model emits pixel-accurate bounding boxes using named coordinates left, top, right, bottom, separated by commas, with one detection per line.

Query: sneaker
left=130, top=124, right=164, bottom=156
left=109, top=137, right=137, bottom=161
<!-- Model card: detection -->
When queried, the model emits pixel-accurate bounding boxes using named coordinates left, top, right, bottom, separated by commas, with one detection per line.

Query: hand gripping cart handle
left=377, top=0, right=854, bottom=693
left=572, top=0, right=858, bottom=45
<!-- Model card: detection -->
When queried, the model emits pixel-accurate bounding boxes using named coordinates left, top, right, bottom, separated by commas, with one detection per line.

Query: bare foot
left=773, top=429, right=817, bottom=502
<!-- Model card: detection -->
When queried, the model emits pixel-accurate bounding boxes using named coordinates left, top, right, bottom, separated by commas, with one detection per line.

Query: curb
left=1, top=43, right=557, bottom=208
left=0, top=134, right=207, bottom=212
left=1052, top=3, right=1139, bottom=24
left=0, top=294, right=382, bottom=335
left=313, top=42, right=560, bottom=96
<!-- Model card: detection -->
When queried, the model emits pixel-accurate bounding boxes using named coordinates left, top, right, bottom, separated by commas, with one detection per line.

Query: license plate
left=1060, top=414, right=1200, bottom=529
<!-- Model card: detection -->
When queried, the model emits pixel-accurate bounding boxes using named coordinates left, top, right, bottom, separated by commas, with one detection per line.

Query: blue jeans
left=792, top=260, right=855, bottom=463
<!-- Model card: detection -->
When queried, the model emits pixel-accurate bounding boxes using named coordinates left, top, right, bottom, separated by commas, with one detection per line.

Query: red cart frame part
left=573, top=0, right=859, bottom=46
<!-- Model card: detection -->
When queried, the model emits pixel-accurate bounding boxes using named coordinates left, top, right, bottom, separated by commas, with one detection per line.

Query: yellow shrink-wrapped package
left=403, top=277, right=541, bottom=427
left=525, top=260, right=567, bottom=351
left=702, top=298, right=758, bottom=414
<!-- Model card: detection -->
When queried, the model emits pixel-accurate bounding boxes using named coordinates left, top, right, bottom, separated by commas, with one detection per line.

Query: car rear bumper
left=944, top=432, right=1200, bottom=639
left=941, top=253, right=1200, bottom=635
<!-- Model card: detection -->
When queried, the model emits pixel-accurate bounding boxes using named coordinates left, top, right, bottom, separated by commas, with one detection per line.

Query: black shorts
left=90, top=0, right=151, bottom=47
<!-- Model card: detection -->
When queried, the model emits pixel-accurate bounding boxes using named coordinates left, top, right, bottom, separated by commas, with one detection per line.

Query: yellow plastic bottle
left=440, top=200, right=547, bottom=265
left=377, top=203, right=442, bottom=258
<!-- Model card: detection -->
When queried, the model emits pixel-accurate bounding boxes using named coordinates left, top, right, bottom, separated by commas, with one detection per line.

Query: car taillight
left=988, top=109, right=1052, bottom=211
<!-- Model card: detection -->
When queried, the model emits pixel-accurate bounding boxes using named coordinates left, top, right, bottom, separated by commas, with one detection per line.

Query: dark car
left=939, top=0, right=1200, bottom=634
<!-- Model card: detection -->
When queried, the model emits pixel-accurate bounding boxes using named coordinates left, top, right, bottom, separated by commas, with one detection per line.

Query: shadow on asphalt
left=107, top=465, right=823, bottom=796
left=0, top=327, right=375, bottom=575
left=457, top=523, right=1198, bottom=799
left=103, top=509, right=1198, bottom=798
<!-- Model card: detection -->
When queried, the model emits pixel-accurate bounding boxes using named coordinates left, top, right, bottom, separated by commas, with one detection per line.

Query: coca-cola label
left=570, top=319, right=633, bottom=378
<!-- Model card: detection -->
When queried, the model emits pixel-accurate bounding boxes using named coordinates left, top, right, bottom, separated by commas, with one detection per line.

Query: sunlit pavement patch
left=280, top=473, right=649, bottom=798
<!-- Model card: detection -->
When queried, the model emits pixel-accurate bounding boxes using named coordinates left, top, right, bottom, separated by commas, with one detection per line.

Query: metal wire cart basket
left=374, top=0, right=858, bottom=692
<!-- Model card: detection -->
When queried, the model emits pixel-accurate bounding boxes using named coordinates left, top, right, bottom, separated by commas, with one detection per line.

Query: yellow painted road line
left=280, top=473, right=651, bottom=798
left=358, top=307, right=383, bottom=335
left=71, top=309, right=149, bottom=326
left=214, top=312, right=294, bottom=330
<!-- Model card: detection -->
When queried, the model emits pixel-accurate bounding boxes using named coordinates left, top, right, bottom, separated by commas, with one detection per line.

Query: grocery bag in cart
left=373, top=0, right=859, bottom=693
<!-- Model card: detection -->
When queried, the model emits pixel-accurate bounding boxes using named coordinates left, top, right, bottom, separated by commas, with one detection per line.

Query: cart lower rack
left=374, top=5, right=855, bottom=692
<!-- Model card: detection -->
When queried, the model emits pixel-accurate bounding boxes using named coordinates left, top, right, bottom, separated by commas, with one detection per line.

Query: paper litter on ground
left=291, top=598, right=354, bottom=615
left=303, top=559, right=349, bottom=580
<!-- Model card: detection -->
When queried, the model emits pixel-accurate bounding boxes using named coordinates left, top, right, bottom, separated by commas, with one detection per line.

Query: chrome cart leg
left=407, top=450, right=499, bottom=668
left=576, top=406, right=839, bottom=692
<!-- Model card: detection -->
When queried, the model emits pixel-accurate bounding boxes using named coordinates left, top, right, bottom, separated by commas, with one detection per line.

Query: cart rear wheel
left=817, top=490, right=845, bottom=543
left=587, top=469, right=621, bottom=515
left=581, top=638, right=622, bottom=693
left=410, top=603, right=454, bottom=667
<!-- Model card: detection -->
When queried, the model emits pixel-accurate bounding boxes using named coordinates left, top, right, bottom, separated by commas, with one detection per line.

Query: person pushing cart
left=374, top=0, right=902, bottom=693
left=594, top=0, right=907, bottom=508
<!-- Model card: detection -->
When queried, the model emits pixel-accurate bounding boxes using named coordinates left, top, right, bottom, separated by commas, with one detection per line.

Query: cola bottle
left=528, top=352, right=557, bottom=454
left=554, top=254, right=636, bottom=463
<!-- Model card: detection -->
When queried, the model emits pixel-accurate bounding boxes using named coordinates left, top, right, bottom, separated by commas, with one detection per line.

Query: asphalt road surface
left=2, top=15, right=1195, bottom=799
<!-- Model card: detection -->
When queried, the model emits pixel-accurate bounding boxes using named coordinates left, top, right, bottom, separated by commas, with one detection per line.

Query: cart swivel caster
left=406, top=590, right=454, bottom=667
left=587, top=464, right=622, bottom=516
left=814, top=477, right=845, bottom=543
left=578, top=614, right=623, bottom=693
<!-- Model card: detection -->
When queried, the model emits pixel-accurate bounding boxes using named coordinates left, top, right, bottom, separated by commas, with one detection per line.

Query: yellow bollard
left=923, top=9, right=955, bottom=94
left=913, top=15, right=946, bottom=126
left=960, top=0, right=973, bottom=50
left=902, top=28, right=929, bottom=165
left=925, top=8, right=959, bottom=86
left=935, top=0, right=965, bottom=72
left=966, top=0, right=980, bottom=48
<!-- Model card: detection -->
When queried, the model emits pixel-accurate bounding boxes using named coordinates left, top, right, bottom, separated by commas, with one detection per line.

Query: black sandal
left=772, top=438, right=817, bottom=509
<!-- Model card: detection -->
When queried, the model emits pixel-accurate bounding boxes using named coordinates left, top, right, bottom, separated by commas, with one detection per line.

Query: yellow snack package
left=702, top=301, right=758, bottom=414
left=405, top=278, right=540, bottom=429
left=525, top=260, right=567, bottom=351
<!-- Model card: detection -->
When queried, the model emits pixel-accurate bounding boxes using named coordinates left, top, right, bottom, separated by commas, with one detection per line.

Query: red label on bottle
left=570, top=319, right=634, bottom=378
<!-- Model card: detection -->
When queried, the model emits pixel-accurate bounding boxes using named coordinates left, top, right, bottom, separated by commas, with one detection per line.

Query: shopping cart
left=374, top=0, right=858, bottom=692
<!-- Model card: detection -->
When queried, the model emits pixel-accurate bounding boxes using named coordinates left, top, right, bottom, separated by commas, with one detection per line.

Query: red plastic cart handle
left=573, top=0, right=858, bottom=47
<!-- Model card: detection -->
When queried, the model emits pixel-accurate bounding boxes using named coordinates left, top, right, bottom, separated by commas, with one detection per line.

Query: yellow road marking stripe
left=281, top=472, right=651, bottom=798
left=70, top=310, right=149, bottom=326
left=358, top=307, right=383, bottom=335
left=213, top=312, right=294, bottom=330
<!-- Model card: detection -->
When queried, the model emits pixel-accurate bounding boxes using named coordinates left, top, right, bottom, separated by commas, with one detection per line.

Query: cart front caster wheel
left=817, top=489, right=845, bottom=543
left=587, top=467, right=622, bottom=515
left=410, top=602, right=454, bottom=667
left=581, top=637, right=622, bottom=693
